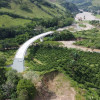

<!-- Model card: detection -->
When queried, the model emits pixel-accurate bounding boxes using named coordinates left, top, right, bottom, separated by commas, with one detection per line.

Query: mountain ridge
left=65, top=0, right=100, bottom=14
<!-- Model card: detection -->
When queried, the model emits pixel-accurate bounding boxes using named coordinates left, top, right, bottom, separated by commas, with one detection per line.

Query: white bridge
left=12, top=31, right=54, bottom=72
left=12, top=25, right=68, bottom=72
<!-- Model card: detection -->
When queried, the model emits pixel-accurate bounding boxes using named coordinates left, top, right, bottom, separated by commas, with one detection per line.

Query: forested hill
left=66, top=0, right=100, bottom=14
left=48, top=0, right=79, bottom=14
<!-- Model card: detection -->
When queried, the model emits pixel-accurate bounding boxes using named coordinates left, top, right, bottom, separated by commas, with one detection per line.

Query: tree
left=1, top=70, right=21, bottom=99
left=0, top=90, right=3, bottom=100
left=53, top=30, right=75, bottom=41
left=0, top=54, right=6, bottom=66
left=0, top=54, right=6, bottom=85
left=17, top=89, right=29, bottom=100
left=17, top=79, right=36, bottom=99
left=5, top=70, right=21, bottom=85
left=2, top=81, right=16, bottom=99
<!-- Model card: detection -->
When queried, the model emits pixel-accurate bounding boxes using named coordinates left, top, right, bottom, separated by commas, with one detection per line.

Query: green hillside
left=92, top=0, right=100, bottom=6
left=48, top=0, right=79, bottom=14
left=0, top=0, right=77, bottom=27
left=66, top=0, right=100, bottom=14
left=0, top=0, right=65, bottom=18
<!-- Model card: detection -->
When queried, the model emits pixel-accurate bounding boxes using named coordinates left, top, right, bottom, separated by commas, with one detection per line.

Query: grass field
left=0, top=0, right=69, bottom=27
left=0, top=6, right=52, bottom=19
left=95, top=14, right=100, bottom=19
left=79, top=24, right=86, bottom=28
left=0, top=15, right=31, bottom=27
left=0, top=0, right=67, bottom=19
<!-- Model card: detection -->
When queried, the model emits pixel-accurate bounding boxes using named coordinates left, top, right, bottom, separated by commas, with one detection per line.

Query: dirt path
left=60, top=41, right=100, bottom=53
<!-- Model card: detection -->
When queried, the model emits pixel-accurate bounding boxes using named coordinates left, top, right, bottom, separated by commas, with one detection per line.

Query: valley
left=0, top=0, right=100, bottom=100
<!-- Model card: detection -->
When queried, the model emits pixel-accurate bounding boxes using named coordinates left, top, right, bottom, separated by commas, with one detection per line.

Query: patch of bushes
left=74, top=29, right=100, bottom=49
left=90, top=20, right=100, bottom=27
left=52, top=30, right=75, bottom=41
left=0, top=69, right=36, bottom=100
left=26, top=45, right=100, bottom=99
left=20, top=4, right=32, bottom=13
left=0, top=0, right=10, bottom=8
left=17, top=79, right=36, bottom=100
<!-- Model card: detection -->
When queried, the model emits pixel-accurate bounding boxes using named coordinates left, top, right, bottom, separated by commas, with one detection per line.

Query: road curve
left=12, top=31, right=54, bottom=72
left=15, top=31, right=53, bottom=59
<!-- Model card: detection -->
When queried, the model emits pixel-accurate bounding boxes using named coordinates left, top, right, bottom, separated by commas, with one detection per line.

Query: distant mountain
left=48, top=0, right=79, bottom=14
left=66, top=0, right=100, bottom=14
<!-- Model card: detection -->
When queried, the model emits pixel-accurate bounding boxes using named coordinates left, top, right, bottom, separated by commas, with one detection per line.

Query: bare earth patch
left=34, top=72, right=76, bottom=100
left=59, top=41, right=100, bottom=53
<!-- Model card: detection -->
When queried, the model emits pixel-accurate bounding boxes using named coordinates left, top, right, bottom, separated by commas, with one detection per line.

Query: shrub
left=52, top=30, right=75, bottom=41
left=17, top=89, right=29, bottom=100
left=0, top=55, right=6, bottom=66
left=17, top=79, right=36, bottom=99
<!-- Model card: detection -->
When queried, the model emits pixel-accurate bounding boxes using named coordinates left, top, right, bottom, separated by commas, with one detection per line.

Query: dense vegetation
left=0, top=0, right=75, bottom=51
left=0, top=0, right=67, bottom=18
left=0, top=54, right=36, bottom=100
left=0, top=30, right=77, bottom=100
left=66, top=0, right=100, bottom=14
left=0, top=0, right=10, bottom=8
left=90, top=20, right=100, bottom=27
left=0, top=1, right=76, bottom=98
left=51, top=30, right=76, bottom=41
left=0, top=0, right=78, bottom=27
left=74, top=29, right=100, bottom=49
left=25, top=41, right=100, bottom=99
left=0, top=0, right=100, bottom=100
left=0, top=16, right=74, bottom=50
left=49, top=0, right=79, bottom=15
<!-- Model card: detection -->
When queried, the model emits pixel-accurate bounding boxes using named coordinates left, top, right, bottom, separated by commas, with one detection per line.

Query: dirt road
left=60, top=41, right=100, bottom=53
